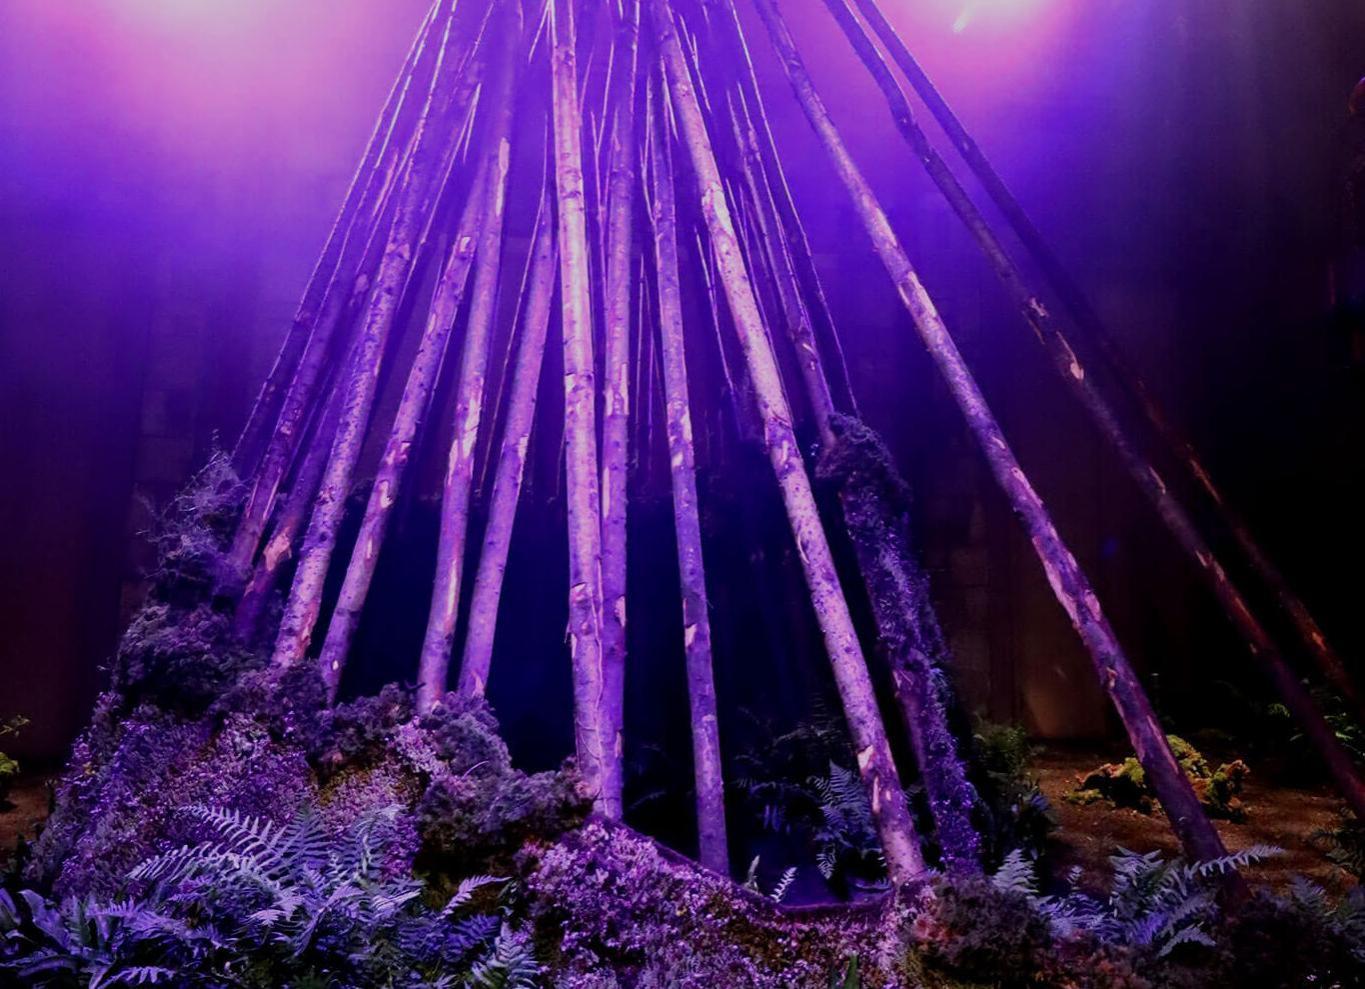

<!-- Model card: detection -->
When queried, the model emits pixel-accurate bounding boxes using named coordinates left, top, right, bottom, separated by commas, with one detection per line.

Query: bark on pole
left=459, top=200, right=558, bottom=697
left=227, top=2, right=485, bottom=585
left=550, top=0, right=611, bottom=808
left=826, top=0, right=1365, bottom=813
left=648, top=0, right=924, bottom=883
left=596, top=0, right=641, bottom=821
left=749, top=0, right=1234, bottom=869
left=415, top=7, right=524, bottom=713
left=270, top=11, right=476, bottom=674
left=848, top=0, right=1360, bottom=715
left=231, top=0, right=441, bottom=479
left=316, top=151, right=494, bottom=702
left=233, top=366, right=347, bottom=640
left=647, top=90, right=730, bottom=874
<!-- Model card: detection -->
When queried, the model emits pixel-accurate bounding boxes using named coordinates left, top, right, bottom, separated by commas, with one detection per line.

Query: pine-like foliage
left=0, top=805, right=531, bottom=987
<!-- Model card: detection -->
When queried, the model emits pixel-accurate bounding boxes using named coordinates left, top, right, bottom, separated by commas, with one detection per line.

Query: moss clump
left=1066, top=735, right=1249, bottom=821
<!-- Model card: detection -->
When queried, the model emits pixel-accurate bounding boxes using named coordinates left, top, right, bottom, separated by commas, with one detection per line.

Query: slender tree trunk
left=415, top=7, right=524, bottom=712
left=847, top=0, right=1360, bottom=717
left=826, top=0, right=1365, bottom=814
left=460, top=198, right=558, bottom=696
left=647, top=89, right=730, bottom=874
left=227, top=2, right=487, bottom=585
left=550, top=0, right=610, bottom=806
left=595, top=0, right=641, bottom=821
left=270, top=11, right=480, bottom=673
left=649, top=0, right=924, bottom=883
left=231, top=0, right=441, bottom=479
left=750, top=0, right=1235, bottom=872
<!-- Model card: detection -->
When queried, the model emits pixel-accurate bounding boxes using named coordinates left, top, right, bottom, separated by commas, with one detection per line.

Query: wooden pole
left=649, top=0, right=924, bottom=882
left=316, top=148, right=495, bottom=702
left=231, top=0, right=441, bottom=478
left=597, top=0, right=642, bottom=821
left=749, top=0, right=1234, bottom=870
left=232, top=360, right=347, bottom=640
left=270, top=8, right=481, bottom=673
left=848, top=0, right=1361, bottom=716
left=550, top=0, right=610, bottom=809
left=459, top=195, right=558, bottom=697
left=825, top=0, right=1365, bottom=814
left=415, top=4, right=525, bottom=712
left=647, top=84, right=730, bottom=874
left=227, top=2, right=487, bottom=585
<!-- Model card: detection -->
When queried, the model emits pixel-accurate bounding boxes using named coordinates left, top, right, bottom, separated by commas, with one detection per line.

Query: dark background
left=1, top=0, right=1362, bottom=763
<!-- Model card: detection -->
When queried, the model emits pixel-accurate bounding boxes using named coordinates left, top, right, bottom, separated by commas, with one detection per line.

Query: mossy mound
left=1066, top=736, right=1250, bottom=822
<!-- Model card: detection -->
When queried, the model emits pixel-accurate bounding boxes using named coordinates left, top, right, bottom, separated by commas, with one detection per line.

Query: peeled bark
left=231, top=0, right=441, bottom=479
left=649, top=0, right=924, bottom=883
left=270, top=12, right=481, bottom=673
left=415, top=7, right=523, bottom=713
left=848, top=0, right=1360, bottom=719
left=597, top=0, right=641, bottom=822
left=827, top=0, right=1365, bottom=817
left=749, top=0, right=1234, bottom=871
left=459, top=200, right=558, bottom=697
left=647, top=92, right=730, bottom=874
left=228, top=2, right=487, bottom=585
left=550, top=0, right=610, bottom=809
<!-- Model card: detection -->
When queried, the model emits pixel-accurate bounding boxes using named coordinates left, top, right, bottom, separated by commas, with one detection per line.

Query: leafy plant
left=1066, top=735, right=1250, bottom=821
left=997, top=844, right=1281, bottom=959
left=0, top=714, right=27, bottom=805
left=0, top=804, right=535, bottom=987
left=970, top=718, right=1056, bottom=869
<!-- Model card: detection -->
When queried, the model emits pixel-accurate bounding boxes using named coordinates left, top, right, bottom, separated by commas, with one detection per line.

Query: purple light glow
left=948, top=0, right=1050, bottom=34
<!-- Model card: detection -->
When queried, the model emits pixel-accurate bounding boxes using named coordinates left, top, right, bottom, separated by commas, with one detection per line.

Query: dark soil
left=1, top=774, right=50, bottom=857
left=1034, top=745, right=1354, bottom=895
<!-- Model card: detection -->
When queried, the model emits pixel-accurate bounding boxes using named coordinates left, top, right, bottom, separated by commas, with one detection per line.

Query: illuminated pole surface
left=550, top=0, right=610, bottom=811
left=416, top=8, right=523, bottom=712
left=648, top=85, right=730, bottom=873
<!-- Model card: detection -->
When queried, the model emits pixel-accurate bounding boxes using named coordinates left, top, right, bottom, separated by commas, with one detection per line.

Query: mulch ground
left=1033, top=745, right=1354, bottom=895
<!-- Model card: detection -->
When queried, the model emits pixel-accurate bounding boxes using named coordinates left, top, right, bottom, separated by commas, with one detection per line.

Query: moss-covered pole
left=550, top=0, right=610, bottom=809
left=647, top=85, right=730, bottom=874
left=231, top=1, right=442, bottom=479
left=415, top=9, right=524, bottom=713
left=597, top=0, right=642, bottom=820
left=649, top=0, right=924, bottom=882
left=750, top=0, right=1234, bottom=869
left=270, top=9, right=480, bottom=673
left=460, top=198, right=557, bottom=697
left=227, top=2, right=485, bottom=585
left=826, top=0, right=1365, bottom=815
left=848, top=0, right=1359, bottom=717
